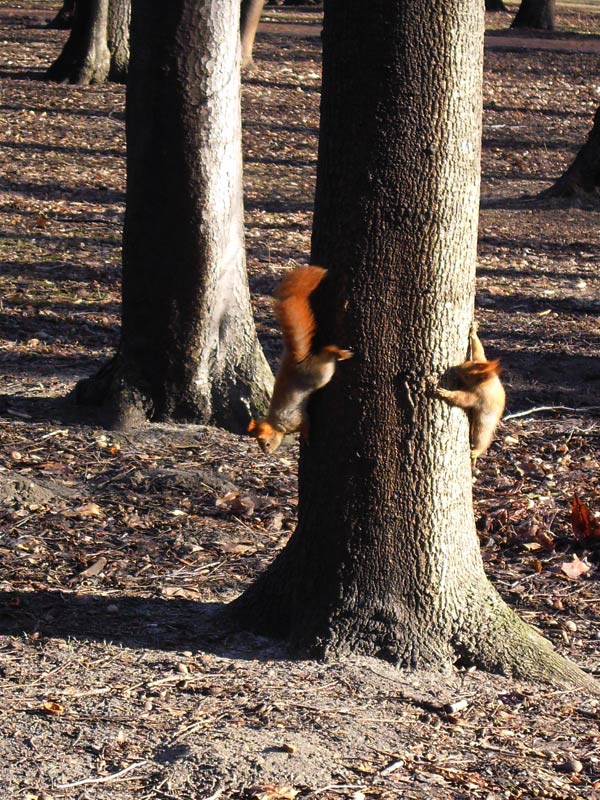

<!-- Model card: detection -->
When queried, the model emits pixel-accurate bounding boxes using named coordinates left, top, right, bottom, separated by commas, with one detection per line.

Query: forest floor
left=1, top=3, right=600, bottom=799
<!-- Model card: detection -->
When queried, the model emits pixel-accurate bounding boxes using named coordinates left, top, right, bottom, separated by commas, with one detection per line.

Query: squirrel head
left=248, top=419, right=285, bottom=454
left=457, top=358, right=502, bottom=387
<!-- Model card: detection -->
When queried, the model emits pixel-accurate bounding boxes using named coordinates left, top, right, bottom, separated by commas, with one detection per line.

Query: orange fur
left=274, top=265, right=327, bottom=362
left=249, top=266, right=352, bottom=454
left=436, top=330, right=505, bottom=463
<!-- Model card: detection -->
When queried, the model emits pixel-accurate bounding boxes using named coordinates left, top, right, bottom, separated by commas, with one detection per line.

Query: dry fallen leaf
left=75, top=502, right=103, bottom=518
left=215, top=492, right=255, bottom=517
left=42, top=700, right=65, bottom=715
left=247, top=786, right=299, bottom=800
left=571, top=495, right=600, bottom=542
left=561, top=554, right=591, bottom=580
left=78, top=556, right=107, bottom=578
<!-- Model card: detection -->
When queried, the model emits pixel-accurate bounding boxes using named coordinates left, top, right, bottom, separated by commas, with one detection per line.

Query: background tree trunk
left=46, top=0, right=129, bottom=84
left=240, top=0, right=266, bottom=70
left=46, top=0, right=111, bottom=84
left=539, top=105, right=600, bottom=198
left=485, top=0, right=508, bottom=12
left=76, top=0, right=273, bottom=432
left=107, top=0, right=130, bottom=81
left=511, top=0, right=555, bottom=30
left=233, top=0, right=596, bottom=692
left=47, top=0, right=76, bottom=29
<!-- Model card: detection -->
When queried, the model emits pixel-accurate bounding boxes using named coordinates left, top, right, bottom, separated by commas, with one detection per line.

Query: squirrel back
left=274, top=265, right=326, bottom=362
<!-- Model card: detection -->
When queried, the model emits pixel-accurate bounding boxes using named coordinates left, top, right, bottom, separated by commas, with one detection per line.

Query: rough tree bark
left=46, top=0, right=130, bottom=85
left=107, top=0, right=130, bottom=81
left=232, top=0, right=597, bottom=692
left=48, top=0, right=76, bottom=29
left=539, top=105, right=600, bottom=198
left=76, top=0, right=273, bottom=432
left=511, top=0, right=555, bottom=30
left=240, top=0, right=266, bottom=70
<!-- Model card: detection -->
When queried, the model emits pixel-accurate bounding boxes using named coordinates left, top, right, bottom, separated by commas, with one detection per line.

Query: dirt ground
left=1, top=3, right=600, bottom=799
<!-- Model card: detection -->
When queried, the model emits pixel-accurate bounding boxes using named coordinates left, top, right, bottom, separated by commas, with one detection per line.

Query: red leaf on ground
left=571, top=496, right=600, bottom=542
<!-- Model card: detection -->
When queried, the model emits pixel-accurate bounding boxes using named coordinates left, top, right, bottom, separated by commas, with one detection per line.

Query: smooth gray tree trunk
left=233, top=0, right=597, bottom=693
left=76, top=0, right=273, bottom=432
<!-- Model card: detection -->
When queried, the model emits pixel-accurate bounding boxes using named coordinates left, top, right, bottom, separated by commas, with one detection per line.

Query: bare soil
left=1, top=4, right=600, bottom=800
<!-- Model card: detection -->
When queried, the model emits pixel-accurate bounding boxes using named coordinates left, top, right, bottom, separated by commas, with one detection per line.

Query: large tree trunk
left=46, top=0, right=111, bottom=84
left=233, top=0, right=596, bottom=692
left=539, top=105, right=600, bottom=198
left=511, top=0, right=555, bottom=30
left=46, top=0, right=129, bottom=85
left=240, top=0, right=266, bottom=70
left=76, top=0, right=273, bottom=432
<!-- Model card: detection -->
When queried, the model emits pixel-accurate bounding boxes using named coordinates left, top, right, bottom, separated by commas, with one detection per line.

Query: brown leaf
left=42, top=700, right=65, bottom=715
left=216, top=542, right=255, bottom=555
left=561, top=555, right=591, bottom=580
left=215, top=492, right=255, bottom=517
left=248, top=787, right=299, bottom=800
left=75, top=502, right=103, bottom=518
left=571, top=496, right=600, bottom=542
left=78, top=556, right=107, bottom=578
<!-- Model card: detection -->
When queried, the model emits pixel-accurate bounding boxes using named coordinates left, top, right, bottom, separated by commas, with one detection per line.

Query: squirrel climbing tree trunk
left=76, top=0, right=273, bottom=432
left=233, top=0, right=597, bottom=692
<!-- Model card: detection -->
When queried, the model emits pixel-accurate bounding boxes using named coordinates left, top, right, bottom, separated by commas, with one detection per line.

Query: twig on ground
left=504, top=405, right=600, bottom=421
left=55, top=759, right=149, bottom=789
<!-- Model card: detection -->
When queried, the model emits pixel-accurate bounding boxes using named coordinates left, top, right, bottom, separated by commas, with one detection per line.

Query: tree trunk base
left=46, top=48, right=111, bottom=85
left=231, top=550, right=600, bottom=694
left=74, top=355, right=153, bottom=430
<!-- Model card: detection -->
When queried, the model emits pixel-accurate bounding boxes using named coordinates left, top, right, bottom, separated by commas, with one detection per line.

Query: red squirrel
left=249, top=266, right=352, bottom=454
left=436, top=324, right=505, bottom=463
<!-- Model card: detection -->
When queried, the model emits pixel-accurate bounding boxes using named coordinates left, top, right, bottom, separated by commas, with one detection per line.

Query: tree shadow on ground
left=0, top=589, right=280, bottom=661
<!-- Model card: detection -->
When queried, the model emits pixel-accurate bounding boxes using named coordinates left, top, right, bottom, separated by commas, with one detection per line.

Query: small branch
left=55, top=760, right=148, bottom=789
left=504, top=405, right=600, bottom=421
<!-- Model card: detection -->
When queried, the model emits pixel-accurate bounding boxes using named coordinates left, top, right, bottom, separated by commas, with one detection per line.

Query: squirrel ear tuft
left=248, top=419, right=257, bottom=433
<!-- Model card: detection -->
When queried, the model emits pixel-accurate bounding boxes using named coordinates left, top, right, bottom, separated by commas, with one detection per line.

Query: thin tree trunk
left=539, top=105, right=600, bottom=198
left=511, top=0, right=555, bottom=30
left=47, top=0, right=76, bottom=29
left=233, top=0, right=597, bottom=693
left=76, top=0, right=272, bottom=432
left=485, top=0, right=508, bottom=12
left=46, top=0, right=111, bottom=84
left=240, top=0, right=266, bottom=70
left=107, top=0, right=130, bottom=82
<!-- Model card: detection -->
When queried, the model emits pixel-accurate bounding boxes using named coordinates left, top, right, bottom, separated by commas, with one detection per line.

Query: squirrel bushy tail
left=249, top=265, right=352, bottom=454
left=274, top=265, right=326, bottom=362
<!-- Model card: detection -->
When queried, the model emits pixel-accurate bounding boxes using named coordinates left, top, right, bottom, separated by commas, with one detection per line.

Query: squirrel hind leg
left=320, top=345, right=353, bottom=361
